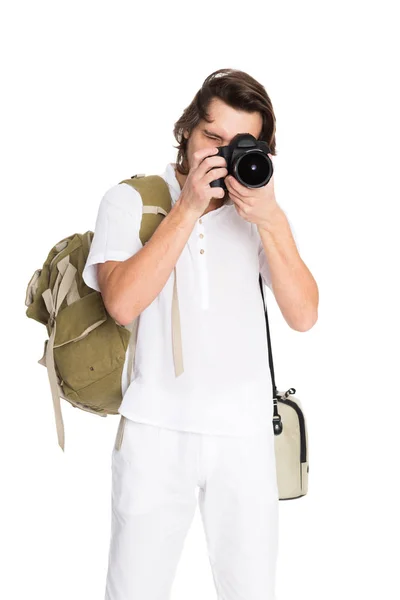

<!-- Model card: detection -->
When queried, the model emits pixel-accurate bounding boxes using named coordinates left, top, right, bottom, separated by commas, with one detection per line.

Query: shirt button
left=200, top=249, right=205, bottom=254
left=199, top=233, right=204, bottom=239
left=199, top=219, right=203, bottom=224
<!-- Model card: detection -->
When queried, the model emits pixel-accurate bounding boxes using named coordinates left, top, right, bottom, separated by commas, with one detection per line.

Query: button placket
left=197, top=218, right=209, bottom=310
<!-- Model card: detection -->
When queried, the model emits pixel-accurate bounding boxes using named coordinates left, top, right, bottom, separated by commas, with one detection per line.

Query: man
left=83, top=67, right=318, bottom=600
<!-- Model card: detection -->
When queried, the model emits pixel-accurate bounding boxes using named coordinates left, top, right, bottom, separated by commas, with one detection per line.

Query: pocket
left=53, top=291, right=129, bottom=393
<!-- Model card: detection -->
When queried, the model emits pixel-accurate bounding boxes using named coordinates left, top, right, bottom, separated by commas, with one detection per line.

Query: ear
left=183, top=129, right=189, bottom=140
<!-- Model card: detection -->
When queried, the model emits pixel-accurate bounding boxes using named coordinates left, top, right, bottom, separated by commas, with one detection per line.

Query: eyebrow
left=203, top=128, right=225, bottom=141
left=203, top=128, right=259, bottom=142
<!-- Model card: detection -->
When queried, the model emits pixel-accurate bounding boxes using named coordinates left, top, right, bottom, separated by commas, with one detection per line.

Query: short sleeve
left=258, top=211, right=300, bottom=292
left=82, top=183, right=143, bottom=292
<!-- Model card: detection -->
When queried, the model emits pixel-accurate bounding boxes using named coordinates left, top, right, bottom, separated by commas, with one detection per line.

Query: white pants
left=105, top=416, right=279, bottom=600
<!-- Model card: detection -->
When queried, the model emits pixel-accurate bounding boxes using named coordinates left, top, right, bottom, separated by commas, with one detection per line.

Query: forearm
left=258, top=207, right=319, bottom=331
left=107, top=197, right=199, bottom=326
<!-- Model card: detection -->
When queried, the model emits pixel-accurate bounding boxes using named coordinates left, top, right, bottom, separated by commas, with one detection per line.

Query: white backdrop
left=2, top=1, right=399, bottom=599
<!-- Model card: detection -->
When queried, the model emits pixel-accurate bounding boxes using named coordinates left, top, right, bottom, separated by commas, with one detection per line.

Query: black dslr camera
left=209, top=133, right=273, bottom=191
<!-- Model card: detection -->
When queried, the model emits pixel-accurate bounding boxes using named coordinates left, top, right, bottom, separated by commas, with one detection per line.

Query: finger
left=226, top=183, right=251, bottom=206
left=197, top=154, right=227, bottom=181
left=191, top=146, right=219, bottom=171
left=226, top=175, right=251, bottom=197
left=204, top=166, right=228, bottom=186
left=229, top=194, right=249, bottom=214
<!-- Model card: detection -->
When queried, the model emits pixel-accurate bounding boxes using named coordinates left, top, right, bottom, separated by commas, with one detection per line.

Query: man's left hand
left=225, top=154, right=280, bottom=229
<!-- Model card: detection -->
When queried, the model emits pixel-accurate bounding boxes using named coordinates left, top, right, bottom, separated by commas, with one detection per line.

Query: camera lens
left=236, top=152, right=272, bottom=187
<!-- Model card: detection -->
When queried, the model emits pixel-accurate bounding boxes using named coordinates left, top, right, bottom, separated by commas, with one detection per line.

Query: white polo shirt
left=82, top=162, right=298, bottom=435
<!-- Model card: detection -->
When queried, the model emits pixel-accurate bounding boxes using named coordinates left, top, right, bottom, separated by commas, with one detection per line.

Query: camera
left=209, top=133, right=273, bottom=191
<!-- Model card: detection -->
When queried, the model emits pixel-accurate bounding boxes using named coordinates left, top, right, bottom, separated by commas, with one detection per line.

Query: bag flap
left=54, top=291, right=108, bottom=347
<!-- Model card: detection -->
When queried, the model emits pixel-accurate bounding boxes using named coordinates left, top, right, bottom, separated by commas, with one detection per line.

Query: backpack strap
left=118, top=175, right=184, bottom=379
left=41, top=254, right=78, bottom=451
left=122, top=261, right=183, bottom=383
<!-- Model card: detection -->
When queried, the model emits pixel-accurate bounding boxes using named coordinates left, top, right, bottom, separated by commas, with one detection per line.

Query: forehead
left=202, top=97, right=263, bottom=142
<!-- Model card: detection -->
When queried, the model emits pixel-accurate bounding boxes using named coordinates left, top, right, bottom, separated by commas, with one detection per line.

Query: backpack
left=25, top=174, right=184, bottom=452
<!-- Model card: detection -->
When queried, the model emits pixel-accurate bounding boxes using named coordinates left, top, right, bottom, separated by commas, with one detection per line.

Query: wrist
left=258, top=204, right=285, bottom=233
left=173, top=196, right=201, bottom=228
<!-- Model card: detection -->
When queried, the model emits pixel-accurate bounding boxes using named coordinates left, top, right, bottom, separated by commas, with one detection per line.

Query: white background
left=2, top=1, right=399, bottom=599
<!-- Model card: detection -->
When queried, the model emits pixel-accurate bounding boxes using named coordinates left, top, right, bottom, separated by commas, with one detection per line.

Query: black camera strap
left=259, top=274, right=283, bottom=432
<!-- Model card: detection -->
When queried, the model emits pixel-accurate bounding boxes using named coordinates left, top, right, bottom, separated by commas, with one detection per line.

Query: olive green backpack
left=25, top=174, right=184, bottom=452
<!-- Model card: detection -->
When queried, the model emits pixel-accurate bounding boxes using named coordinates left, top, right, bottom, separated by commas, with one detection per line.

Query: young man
left=83, top=68, right=318, bottom=600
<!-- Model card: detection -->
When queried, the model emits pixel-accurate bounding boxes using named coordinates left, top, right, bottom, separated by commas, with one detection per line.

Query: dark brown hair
left=173, top=68, right=277, bottom=175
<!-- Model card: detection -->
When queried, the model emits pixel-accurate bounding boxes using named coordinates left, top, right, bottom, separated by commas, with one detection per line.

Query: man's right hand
left=179, top=147, right=228, bottom=217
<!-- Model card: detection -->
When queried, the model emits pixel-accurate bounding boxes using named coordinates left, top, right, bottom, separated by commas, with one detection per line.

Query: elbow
left=294, top=288, right=319, bottom=332
left=100, top=294, right=133, bottom=328
left=112, top=314, right=130, bottom=328
left=295, top=309, right=318, bottom=332
left=109, top=298, right=142, bottom=327
left=108, top=303, right=139, bottom=328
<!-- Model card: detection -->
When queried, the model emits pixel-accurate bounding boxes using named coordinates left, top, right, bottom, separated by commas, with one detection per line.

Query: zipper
left=277, top=391, right=307, bottom=463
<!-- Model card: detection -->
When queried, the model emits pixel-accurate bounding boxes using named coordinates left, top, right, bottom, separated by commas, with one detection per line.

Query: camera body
left=209, top=133, right=273, bottom=191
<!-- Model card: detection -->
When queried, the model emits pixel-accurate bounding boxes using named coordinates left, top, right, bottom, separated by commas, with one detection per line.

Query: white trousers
left=105, top=416, right=279, bottom=600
